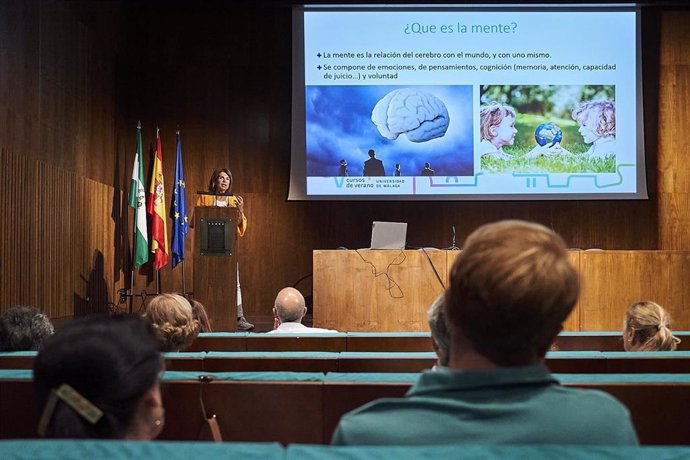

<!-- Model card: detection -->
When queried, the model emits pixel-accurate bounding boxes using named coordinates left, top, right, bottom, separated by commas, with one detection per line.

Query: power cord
left=354, top=249, right=405, bottom=299
left=420, top=248, right=446, bottom=290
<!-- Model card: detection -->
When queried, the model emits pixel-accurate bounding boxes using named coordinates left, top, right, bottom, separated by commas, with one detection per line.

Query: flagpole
left=129, top=124, right=139, bottom=313
left=171, top=128, right=188, bottom=294
left=130, top=214, right=136, bottom=314
left=181, top=260, right=186, bottom=295
left=177, top=126, right=186, bottom=296
left=130, top=119, right=139, bottom=309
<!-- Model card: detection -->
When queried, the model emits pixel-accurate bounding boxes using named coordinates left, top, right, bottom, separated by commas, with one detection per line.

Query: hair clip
left=37, top=384, right=103, bottom=437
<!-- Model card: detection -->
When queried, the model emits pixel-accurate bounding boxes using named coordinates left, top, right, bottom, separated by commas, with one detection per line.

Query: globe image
left=534, top=122, right=563, bottom=147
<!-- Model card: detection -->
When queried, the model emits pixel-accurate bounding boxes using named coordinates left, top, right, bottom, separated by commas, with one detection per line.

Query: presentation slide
left=289, top=5, right=647, bottom=200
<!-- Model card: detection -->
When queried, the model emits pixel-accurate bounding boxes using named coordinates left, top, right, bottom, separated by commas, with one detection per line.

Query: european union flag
left=170, top=130, right=188, bottom=268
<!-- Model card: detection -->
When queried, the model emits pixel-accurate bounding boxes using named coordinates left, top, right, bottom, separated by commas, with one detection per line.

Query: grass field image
left=479, top=85, right=616, bottom=174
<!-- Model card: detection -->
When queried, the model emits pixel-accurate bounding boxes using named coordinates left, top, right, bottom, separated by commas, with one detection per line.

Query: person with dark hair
left=394, top=163, right=401, bottom=176
left=0, top=306, right=54, bottom=351
left=196, top=168, right=247, bottom=234
left=363, top=149, right=385, bottom=176
left=421, top=162, right=435, bottom=176
left=33, top=315, right=164, bottom=439
left=332, top=220, right=638, bottom=446
left=338, top=159, right=348, bottom=176
left=195, top=168, right=253, bottom=331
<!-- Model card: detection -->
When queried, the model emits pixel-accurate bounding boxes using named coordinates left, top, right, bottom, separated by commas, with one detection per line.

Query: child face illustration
left=492, top=115, right=517, bottom=147
left=578, top=112, right=601, bottom=144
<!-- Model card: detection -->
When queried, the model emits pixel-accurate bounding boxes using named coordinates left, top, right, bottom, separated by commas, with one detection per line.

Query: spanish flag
left=147, top=127, right=169, bottom=270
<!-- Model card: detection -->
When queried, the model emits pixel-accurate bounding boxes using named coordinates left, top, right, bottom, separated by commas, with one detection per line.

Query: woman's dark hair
left=207, top=168, right=232, bottom=194
left=33, top=315, right=162, bottom=439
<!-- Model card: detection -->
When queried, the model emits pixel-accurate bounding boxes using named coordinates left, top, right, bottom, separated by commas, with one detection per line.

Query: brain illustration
left=371, top=88, right=450, bottom=143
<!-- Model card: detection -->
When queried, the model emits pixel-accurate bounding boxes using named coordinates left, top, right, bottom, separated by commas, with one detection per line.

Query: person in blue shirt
left=332, top=220, right=638, bottom=446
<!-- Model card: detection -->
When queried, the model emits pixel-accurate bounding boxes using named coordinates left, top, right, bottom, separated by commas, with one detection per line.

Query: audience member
left=623, top=300, right=680, bottom=351
left=332, top=220, right=638, bottom=446
left=269, top=287, right=338, bottom=334
left=0, top=306, right=54, bottom=351
left=144, top=293, right=200, bottom=351
left=426, top=294, right=449, bottom=369
left=189, top=298, right=213, bottom=333
left=33, top=315, right=164, bottom=439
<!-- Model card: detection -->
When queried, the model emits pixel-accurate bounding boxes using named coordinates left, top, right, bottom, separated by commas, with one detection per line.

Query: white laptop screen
left=370, top=221, right=407, bottom=250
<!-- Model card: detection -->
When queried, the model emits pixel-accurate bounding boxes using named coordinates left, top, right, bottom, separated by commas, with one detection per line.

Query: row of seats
left=3, top=350, right=690, bottom=373
left=10, top=326, right=681, bottom=355
left=186, top=331, right=690, bottom=352
left=1, top=439, right=689, bottom=459
left=1, top=370, right=689, bottom=445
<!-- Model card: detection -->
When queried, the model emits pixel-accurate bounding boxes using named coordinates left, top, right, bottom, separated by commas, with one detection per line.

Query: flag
left=170, top=130, right=188, bottom=268
left=128, top=122, right=148, bottom=268
left=147, top=127, right=169, bottom=270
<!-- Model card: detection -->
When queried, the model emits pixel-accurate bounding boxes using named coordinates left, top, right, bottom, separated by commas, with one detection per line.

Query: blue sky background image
left=305, top=85, right=474, bottom=177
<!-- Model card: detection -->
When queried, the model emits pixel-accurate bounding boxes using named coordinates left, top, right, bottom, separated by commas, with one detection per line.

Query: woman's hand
left=235, top=195, right=244, bottom=220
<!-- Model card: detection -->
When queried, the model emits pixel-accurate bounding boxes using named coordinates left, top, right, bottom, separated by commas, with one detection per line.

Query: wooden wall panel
left=3, top=2, right=690, bottom=332
left=658, top=10, right=690, bottom=250
left=0, top=0, right=124, bottom=318
left=0, top=0, right=121, bottom=184
left=0, top=149, right=125, bottom=319
left=579, top=251, right=690, bottom=331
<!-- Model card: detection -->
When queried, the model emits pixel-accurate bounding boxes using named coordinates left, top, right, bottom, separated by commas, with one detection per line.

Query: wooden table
left=313, top=250, right=690, bottom=332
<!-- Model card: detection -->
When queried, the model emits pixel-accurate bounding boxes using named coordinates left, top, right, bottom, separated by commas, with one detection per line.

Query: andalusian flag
left=170, top=130, right=188, bottom=268
left=128, top=122, right=148, bottom=268
left=147, top=127, right=169, bottom=270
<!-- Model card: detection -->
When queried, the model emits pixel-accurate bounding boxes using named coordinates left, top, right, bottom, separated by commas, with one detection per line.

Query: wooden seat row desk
left=185, top=331, right=690, bottom=353
left=3, top=350, right=690, bottom=374
left=1, top=370, right=689, bottom=445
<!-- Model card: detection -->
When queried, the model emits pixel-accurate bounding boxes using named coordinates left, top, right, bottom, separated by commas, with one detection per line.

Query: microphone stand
left=448, top=226, right=460, bottom=250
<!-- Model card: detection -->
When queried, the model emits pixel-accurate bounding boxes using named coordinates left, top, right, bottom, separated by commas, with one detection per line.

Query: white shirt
left=267, top=322, right=339, bottom=334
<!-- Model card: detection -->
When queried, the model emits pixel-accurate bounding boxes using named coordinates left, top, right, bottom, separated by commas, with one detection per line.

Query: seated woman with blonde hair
left=623, top=301, right=681, bottom=351
left=144, top=293, right=200, bottom=352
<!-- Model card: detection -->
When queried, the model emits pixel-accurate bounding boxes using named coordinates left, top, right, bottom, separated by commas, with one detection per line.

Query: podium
left=193, top=206, right=237, bottom=331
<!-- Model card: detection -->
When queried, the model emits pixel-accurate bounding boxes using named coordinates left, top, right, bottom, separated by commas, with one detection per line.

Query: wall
left=1, top=1, right=689, bottom=328
left=0, top=0, right=126, bottom=321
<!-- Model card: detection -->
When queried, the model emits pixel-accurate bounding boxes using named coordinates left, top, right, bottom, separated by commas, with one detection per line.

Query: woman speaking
left=196, top=168, right=253, bottom=331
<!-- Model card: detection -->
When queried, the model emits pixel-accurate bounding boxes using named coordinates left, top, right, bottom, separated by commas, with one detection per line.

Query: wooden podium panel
left=313, top=250, right=447, bottom=332
left=193, top=206, right=237, bottom=331
left=579, top=251, right=690, bottom=331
